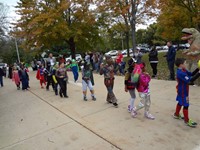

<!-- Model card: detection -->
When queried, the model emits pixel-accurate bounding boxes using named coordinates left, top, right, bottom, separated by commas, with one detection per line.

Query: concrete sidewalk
left=0, top=71, right=200, bottom=150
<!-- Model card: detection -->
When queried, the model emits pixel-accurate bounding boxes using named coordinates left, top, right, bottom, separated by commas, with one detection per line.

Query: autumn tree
left=14, top=0, right=99, bottom=59
left=157, top=0, right=200, bottom=42
left=96, top=0, right=159, bottom=55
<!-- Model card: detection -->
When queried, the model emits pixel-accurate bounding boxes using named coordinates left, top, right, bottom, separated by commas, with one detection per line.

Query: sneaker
left=92, top=96, right=96, bottom=101
left=145, top=112, right=155, bottom=120
left=131, top=108, right=137, bottom=118
left=173, top=114, right=184, bottom=120
left=84, top=97, right=88, bottom=101
left=64, top=95, right=69, bottom=98
left=59, top=92, right=63, bottom=98
left=113, top=103, right=118, bottom=108
left=128, top=105, right=131, bottom=113
left=185, top=119, right=197, bottom=127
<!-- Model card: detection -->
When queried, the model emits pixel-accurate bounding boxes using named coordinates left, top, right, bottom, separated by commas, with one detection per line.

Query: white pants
left=82, top=80, right=94, bottom=91
left=137, top=92, right=151, bottom=112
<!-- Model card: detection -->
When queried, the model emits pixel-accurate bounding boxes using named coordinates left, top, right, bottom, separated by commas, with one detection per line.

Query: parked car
left=137, top=46, right=150, bottom=53
left=0, top=63, right=5, bottom=68
left=156, top=46, right=163, bottom=51
left=65, top=54, right=82, bottom=62
left=121, top=49, right=133, bottom=55
left=177, top=44, right=190, bottom=50
left=105, top=50, right=118, bottom=56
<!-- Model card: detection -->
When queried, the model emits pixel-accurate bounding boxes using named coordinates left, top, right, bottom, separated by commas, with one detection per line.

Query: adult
left=45, top=53, right=56, bottom=90
left=166, top=41, right=176, bottom=80
left=47, top=53, right=56, bottom=67
left=149, top=46, right=158, bottom=78
left=133, top=49, right=143, bottom=64
left=56, top=62, right=68, bottom=98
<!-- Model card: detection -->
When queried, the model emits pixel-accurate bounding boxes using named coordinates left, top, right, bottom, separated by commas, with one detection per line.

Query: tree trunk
left=125, top=31, right=130, bottom=57
left=69, top=37, right=76, bottom=59
left=131, top=0, right=137, bottom=53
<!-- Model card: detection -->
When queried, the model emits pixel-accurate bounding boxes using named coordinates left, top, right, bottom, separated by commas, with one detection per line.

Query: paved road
left=0, top=71, right=200, bottom=150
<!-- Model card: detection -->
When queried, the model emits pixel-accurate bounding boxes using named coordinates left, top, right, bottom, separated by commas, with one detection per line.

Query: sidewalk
left=0, top=71, right=200, bottom=150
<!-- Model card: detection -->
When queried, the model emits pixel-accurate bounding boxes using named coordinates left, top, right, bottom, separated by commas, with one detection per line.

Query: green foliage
left=15, top=0, right=100, bottom=57
left=157, top=0, right=200, bottom=41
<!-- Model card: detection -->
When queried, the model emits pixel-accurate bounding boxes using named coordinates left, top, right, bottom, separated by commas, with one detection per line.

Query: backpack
left=131, top=64, right=142, bottom=84
left=126, top=64, right=142, bottom=89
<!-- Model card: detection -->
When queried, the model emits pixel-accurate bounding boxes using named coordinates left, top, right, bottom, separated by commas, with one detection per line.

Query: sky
left=2, top=0, right=20, bottom=25
left=1, top=0, right=150, bottom=30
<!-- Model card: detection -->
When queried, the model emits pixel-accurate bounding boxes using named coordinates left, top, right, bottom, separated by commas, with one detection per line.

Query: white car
left=65, top=54, right=82, bottom=62
left=121, top=49, right=133, bottom=55
left=105, top=50, right=118, bottom=56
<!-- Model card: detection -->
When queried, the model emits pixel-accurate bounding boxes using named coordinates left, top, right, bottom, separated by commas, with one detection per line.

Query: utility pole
left=121, top=32, right=124, bottom=50
left=14, top=38, right=20, bottom=63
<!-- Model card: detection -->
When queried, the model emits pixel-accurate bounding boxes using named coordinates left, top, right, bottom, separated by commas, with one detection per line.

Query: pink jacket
left=137, top=72, right=151, bottom=93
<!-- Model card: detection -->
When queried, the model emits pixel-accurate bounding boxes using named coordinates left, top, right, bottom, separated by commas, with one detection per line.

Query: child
left=124, top=58, right=137, bottom=112
left=36, top=65, right=46, bottom=88
left=12, top=66, right=20, bottom=90
left=52, top=64, right=58, bottom=95
left=173, top=58, right=197, bottom=127
left=100, top=55, right=118, bottom=107
left=134, top=62, right=155, bottom=119
left=81, top=62, right=96, bottom=101
left=18, top=64, right=29, bottom=90
left=70, top=59, right=79, bottom=82
left=56, top=62, right=68, bottom=98
left=45, top=61, right=54, bottom=91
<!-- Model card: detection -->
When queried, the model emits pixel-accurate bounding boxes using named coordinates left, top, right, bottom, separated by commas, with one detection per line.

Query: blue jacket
left=167, top=46, right=176, bottom=62
left=176, top=68, right=192, bottom=106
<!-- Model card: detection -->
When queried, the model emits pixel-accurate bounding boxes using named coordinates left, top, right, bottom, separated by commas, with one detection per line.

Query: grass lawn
left=124, top=50, right=185, bottom=80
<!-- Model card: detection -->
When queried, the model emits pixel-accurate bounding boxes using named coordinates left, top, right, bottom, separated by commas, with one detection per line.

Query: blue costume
left=176, top=68, right=192, bottom=107
left=70, top=59, right=79, bottom=82
left=18, top=68, right=29, bottom=90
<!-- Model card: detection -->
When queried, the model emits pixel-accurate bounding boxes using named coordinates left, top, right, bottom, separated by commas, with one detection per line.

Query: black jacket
left=149, top=50, right=158, bottom=62
left=0, top=68, right=4, bottom=76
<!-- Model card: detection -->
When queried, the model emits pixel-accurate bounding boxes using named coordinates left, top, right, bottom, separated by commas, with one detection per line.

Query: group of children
left=12, top=64, right=30, bottom=90
left=35, top=59, right=97, bottom=100
left=124, top=57, right=155, bottom=120
left=124, top=56, right=199, bottom=127
left=10, top=54, right=199, bottom=128
left=36, top=62, right=69, bottom=98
